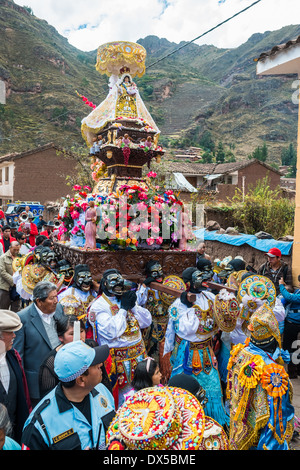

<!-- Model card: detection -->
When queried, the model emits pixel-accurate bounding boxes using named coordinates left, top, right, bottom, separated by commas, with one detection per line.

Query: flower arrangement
left=91, top=159, right=108, bottom=183
left=58, top=173, right=195, bottom=251
left=59, top=185, right=97, bottom=239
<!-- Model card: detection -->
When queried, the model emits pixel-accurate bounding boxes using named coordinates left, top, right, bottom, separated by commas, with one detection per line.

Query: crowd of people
left=0, top=219, right=299, bottom=450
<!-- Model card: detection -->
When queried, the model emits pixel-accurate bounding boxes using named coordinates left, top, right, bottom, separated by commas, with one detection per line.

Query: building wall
left=215, top=163, right=281, bottom=202
left=13, top=148, right=78, bottom=204
left=0, top=161, right=14, bottom=205
left=237, top=162, right=281, bottom=192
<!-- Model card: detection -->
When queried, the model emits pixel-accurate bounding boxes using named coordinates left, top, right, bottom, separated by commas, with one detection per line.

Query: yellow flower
left=238, top=355, right=265, bottom=389
left=261, top=363, right=289, bottom=398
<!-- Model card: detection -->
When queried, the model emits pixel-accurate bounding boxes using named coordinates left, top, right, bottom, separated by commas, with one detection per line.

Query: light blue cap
left=54, top=340, right=109, bottom=382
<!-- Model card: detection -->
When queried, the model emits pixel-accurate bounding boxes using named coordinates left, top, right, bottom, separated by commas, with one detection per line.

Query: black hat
left=182, top=267, right=198, bottom=283
left=168, top=373, right=201, bottom=396
left=228, top=258, right=246, bottom=272
left=57, top=259, right=71, bottom=268
left=74, top=264, right=90, bottom=277
left=196, top=258, right=212, bottom=271
left=102, top=268, right=121, bottom=278
left=145, top=259, right=161, bottom=275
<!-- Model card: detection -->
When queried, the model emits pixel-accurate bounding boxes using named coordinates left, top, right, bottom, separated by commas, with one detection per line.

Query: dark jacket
left=13, top=303, right=64, bottom=400
left=258, top=260, right=292, bottom=295
left=0, top=349, right=31, bottom=443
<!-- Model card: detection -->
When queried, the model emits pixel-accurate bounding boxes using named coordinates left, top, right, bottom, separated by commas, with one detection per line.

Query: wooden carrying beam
left=149, top=281, right=197, bottom=302
left=148, top=280, right=236, bottom=303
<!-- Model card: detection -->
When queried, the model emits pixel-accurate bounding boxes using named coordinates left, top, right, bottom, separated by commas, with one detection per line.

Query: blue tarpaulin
left=193, top=229, right=293, bottom=256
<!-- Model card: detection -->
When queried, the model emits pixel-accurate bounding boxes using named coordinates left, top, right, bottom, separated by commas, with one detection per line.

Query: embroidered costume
left=136, top=262, right=180, bottom=383
left=106, top=385, right=229, bottom=450
left=226, top=303, right=294, bottom=450
left=87, top=269, right=151, bottom=407
left=163, top=263, right=239, bottom=427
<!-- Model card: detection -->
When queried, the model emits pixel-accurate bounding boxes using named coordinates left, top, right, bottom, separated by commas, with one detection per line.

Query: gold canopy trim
left=96, top=41, right=147, bottom=78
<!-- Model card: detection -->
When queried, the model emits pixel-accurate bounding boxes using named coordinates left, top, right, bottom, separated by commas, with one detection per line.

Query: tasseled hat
left=248, top=303, right=281, bottom=349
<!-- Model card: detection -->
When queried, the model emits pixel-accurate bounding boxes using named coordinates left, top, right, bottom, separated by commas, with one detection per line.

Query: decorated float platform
left=54, top=243, right=196, bottom=282
left=55, top=41, right=197, bottom=280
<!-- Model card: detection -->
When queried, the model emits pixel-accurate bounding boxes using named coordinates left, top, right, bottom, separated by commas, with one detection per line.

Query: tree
left=261, top=141, right=268, bottom=162
left=248, top=141, right=268, bottom=162
left=201, top=151, right=213, bottom=163
left=199, top=131, right=215, bottom=153
left=281, top=143, right=297, bottom=177
left=216, top=141, right=225, bottom=163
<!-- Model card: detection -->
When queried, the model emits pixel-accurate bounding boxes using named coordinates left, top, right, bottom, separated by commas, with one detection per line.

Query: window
left=5, top=167, right=8, bottom=183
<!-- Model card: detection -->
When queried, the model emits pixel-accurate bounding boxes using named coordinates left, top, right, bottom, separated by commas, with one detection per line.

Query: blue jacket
left=13, top=303, right=65, bottom=400
left=21, top=382, right=115, bottom=450
left=279, top=284, right=300, bottom=324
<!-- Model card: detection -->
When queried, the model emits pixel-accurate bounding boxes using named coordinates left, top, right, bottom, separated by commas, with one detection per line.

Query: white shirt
left=163, top=291, right=216, bottom=355
left=88, top=294, right=152, bottom=349
left=0, top=353, right=10, bottom=393
left=58, top=286, right=97, bottom=303
left=34, top=304, right=56, bottom=324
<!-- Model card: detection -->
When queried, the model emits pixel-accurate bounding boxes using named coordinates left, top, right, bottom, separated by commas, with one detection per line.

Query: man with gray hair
left=13, top=281, right=65, bottom=407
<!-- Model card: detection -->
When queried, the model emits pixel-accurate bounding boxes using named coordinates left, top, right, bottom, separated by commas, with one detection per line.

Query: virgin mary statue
left=81, top=41, right=160, bottom=147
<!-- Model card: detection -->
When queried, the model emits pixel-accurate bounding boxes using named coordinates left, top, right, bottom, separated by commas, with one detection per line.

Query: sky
left=13, top=0, right=300, bottom=52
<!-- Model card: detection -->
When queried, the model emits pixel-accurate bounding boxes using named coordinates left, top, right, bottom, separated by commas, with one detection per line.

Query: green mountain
left=0, top=0, right=299, bottom=163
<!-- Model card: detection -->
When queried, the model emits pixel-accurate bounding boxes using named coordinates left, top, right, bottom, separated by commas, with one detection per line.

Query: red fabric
left=18, top=222, right=38, bottom=246
left=0, top=235, right=16, bottom=251
left=14, top=349, right=32, bottom=413
left=39, top=230, right=49, bottom=238
left=0, top=210, right=5, bottom=219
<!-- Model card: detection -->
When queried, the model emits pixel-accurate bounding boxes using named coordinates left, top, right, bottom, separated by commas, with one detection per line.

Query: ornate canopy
left=95, top=41, right=147, bottom=78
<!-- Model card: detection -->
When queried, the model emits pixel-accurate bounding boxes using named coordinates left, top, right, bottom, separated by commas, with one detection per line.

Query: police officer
left=21, top=341, right=115, bottom=450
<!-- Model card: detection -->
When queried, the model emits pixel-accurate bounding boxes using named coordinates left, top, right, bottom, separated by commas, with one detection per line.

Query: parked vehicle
left=5, top=201, right=44, bottom=225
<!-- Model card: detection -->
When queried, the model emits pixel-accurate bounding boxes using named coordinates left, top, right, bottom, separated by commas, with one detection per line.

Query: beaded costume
left=106, top=386, right=229, bottom=450
left=226, top=303, right=294, bottom=450
left=164, top=288, right=239, bottom=427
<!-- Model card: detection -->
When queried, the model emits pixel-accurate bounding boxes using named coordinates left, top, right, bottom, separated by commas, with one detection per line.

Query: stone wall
left=204, top=238, right=293, bottom=275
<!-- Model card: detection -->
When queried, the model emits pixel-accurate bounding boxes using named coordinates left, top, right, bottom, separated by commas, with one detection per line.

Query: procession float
left=54, top=41, right=197, bottom=284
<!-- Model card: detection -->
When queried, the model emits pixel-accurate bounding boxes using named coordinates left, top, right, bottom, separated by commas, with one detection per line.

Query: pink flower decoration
left=71, top=226, right=79, bottom=235
left=146, top=237, right=155, bottom=246
left=73, top=185, right=81, bottom=191
left=137, top=202, right=147, bottom=211
left=71, top=210, right=80, bottom=219
left=147, top=171, right=157, bottom=178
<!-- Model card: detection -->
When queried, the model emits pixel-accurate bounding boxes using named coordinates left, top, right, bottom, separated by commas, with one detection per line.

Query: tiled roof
left=0, top=142, right=73, bottom=162
left=162, top=159, right=282, bottom=176
left=255, top=35, right=300, bottom=62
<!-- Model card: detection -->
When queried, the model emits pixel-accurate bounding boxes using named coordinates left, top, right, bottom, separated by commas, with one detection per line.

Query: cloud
left=13, top=0, right=300, bottom=52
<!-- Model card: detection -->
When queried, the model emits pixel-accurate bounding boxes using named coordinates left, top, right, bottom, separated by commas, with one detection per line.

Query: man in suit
left=13, top=280, right=65, bottom=407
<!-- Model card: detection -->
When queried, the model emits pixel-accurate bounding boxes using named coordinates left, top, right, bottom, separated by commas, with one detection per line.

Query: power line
left=146, top=0, right=263, bottom=69
left=0, top=0, right=264, bottom=144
